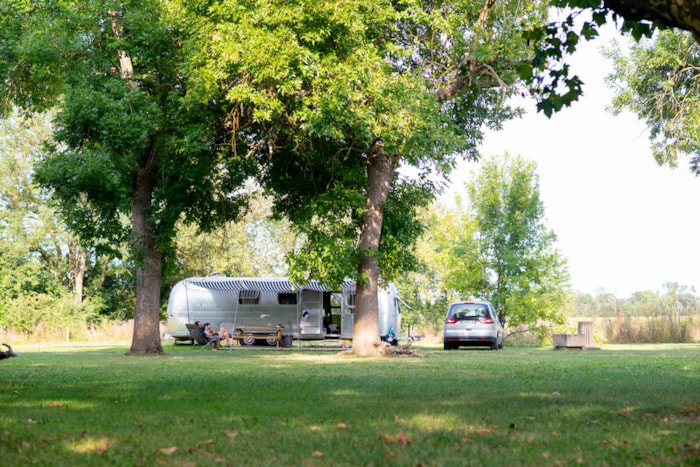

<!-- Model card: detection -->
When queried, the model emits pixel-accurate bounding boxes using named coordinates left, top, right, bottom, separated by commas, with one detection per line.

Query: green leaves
left=606, top=30, right=700, bottom=174
left=187, top=0, right=540, bottom=285
left=423, top=154, right=569, bottom=332
left=2, top=0, right=255, bottom=256
left=521, top=11, right=600, bottom=118
left=522, top=2, right=660, bottom=118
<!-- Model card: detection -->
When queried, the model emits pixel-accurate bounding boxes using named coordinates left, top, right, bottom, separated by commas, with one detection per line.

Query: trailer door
left=300, top=289, right=323, bottom=337
left=340, top=291, right=355, bottom=338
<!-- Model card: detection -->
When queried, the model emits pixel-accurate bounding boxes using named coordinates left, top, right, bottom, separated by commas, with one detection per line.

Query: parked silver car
left=443, top=301, right=504, bottom=350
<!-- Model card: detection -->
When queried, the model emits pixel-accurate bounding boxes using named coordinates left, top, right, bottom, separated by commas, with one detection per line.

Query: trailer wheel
left=242, top=336, right=256, bottom=346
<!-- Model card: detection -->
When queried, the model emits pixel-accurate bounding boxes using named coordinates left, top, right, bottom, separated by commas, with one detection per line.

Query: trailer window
left=346, top=293, right=355, bottom=307
left=238, top=290, right=260, bottom=305
left=278, top=293, right=297, bottom=305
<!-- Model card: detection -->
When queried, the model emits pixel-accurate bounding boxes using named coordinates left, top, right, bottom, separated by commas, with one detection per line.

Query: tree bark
left=129, top=164, right=164, bottom=355
left=109, top=9, right=162, bottom=354
left=70, top=244, right=87, bottom=304
left=352, top=145, right=396, bottom=356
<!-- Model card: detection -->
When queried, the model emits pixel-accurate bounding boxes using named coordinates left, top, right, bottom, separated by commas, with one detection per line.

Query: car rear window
left=448, top=304, right=491, bottom=320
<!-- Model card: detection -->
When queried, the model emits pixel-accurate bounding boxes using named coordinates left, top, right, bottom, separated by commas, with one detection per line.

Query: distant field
left=1, top=343, right=699, bottom=465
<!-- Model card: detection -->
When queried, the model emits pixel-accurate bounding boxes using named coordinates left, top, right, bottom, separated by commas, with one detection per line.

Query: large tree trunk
left=110, top=9, right=162, bottom=354
left=352, top=148, right=396, bottom=356
left=129, top=164, right=164, bottom=355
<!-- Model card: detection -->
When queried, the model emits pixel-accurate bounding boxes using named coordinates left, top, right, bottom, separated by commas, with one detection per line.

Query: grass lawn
left=1, top=342, right=699, bottom=465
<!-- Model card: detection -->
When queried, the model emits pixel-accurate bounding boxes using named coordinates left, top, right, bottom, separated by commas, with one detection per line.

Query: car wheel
left=443, top=340, right=452, bottom=350
left=498, top=338, right=504, bottom=349
left=490, top=340, right=499, bottom=350
left=265, top=338, right=278, bottom=346
left=242, top=336, right=256, bottom=346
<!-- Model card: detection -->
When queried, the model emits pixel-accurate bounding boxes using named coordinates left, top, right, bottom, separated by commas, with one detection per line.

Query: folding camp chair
left=185, top=323, right=220, bottom=350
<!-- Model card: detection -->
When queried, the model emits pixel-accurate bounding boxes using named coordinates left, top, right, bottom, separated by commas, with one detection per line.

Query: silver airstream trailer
left=164, top=277, right=401, bottom=345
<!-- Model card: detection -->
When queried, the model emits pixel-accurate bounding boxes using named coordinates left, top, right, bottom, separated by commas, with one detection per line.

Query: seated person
left=216, top=324, right=233, bottom=348
left=203, top=322, right=233, bottom=349
left=194, top=321, right=206, bottom=338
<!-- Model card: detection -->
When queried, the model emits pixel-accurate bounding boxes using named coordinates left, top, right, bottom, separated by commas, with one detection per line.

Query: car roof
left=450, top=300, right=491, bottom=306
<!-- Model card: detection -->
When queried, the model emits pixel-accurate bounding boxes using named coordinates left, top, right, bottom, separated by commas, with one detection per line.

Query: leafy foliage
left=1, top=0, right=256, bottom=352
left=422, top=154, right=570, bottom=339
left=521, top=3, right=653, bottom=117
left=0, top=112, right=59, bottom=298
left=188, top=0, right=544, bottom=289
left=396, top=204, right=464, bottom=333
left=0, top=292, right=103, bottom=336
left=606, top=30, right=700, bottom=175
left=2, top=0, right=254, bottom=249
left=0, top=109, right=136, bottom=322
left=171, top=186, right=298, bottom=281
left=569, top=283, right=699, bottom=319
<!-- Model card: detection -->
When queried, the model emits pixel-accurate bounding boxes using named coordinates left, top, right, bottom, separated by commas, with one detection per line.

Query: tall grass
left=601, top=314, right=700, bottom=343
left=0, top=320, right=153, bottom=345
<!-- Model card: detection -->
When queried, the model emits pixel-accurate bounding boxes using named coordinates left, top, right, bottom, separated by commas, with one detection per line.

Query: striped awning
left=185, top=277, right=356, bottom=294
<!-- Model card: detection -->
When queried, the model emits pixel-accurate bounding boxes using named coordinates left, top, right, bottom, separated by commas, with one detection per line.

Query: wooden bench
left=232, top=326, right=285, bottom=348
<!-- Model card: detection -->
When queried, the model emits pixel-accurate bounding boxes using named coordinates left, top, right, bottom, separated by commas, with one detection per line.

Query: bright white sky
left=445, top=25, right=700, bottom=298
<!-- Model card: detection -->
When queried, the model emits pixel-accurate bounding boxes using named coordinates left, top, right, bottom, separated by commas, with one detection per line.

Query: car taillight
left=445, top=317, right=459, bottom=325
left=479, top=317, right=495, bottom=324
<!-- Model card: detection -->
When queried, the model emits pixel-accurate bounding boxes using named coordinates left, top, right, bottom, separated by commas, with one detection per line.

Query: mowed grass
left=1, top=343, right=699, bottom=466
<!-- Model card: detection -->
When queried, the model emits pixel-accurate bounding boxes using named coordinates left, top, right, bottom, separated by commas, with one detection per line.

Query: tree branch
left=604, top=0, right=700, bottom=41
left=435, top=0, right=509, bottom=102
left=476, top=0, right=498, bottom=30
left=110, top=10, right=134, bottom=79
left=435, top=59, right=509, bottom=101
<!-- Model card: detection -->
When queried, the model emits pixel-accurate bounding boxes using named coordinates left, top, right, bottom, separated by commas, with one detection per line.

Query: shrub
left=0, top=292, right=103, bottom=341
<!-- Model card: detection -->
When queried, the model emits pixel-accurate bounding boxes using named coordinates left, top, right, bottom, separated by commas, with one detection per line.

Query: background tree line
left=569, top=283, right=700, bottom=344
left=0, top=107, right=297, bottom=336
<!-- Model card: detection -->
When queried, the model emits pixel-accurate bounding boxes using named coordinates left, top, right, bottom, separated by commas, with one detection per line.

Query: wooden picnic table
left=233, top=325, right=285, bottom=348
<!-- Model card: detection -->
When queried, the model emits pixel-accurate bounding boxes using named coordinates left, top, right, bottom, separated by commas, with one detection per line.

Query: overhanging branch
left=603, top=0, right=700, bottom=41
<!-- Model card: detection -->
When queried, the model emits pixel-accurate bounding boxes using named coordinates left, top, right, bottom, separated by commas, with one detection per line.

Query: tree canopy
left=1, top=0, right=252, bottom=353
left=520, top=0, right=700, bottom=117
left=428, top=154, right=570, bottom=340
left=2, top=0, right=553, bottom=354
left=606, top=29, right=700, bottom=175
left=6, top=0, right=697, bottom=354
left=186, top=0, right=547, bottom=354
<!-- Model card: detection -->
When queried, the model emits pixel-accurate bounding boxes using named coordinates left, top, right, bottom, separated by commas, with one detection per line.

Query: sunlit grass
left=1, top=343, right=699, bottom=465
